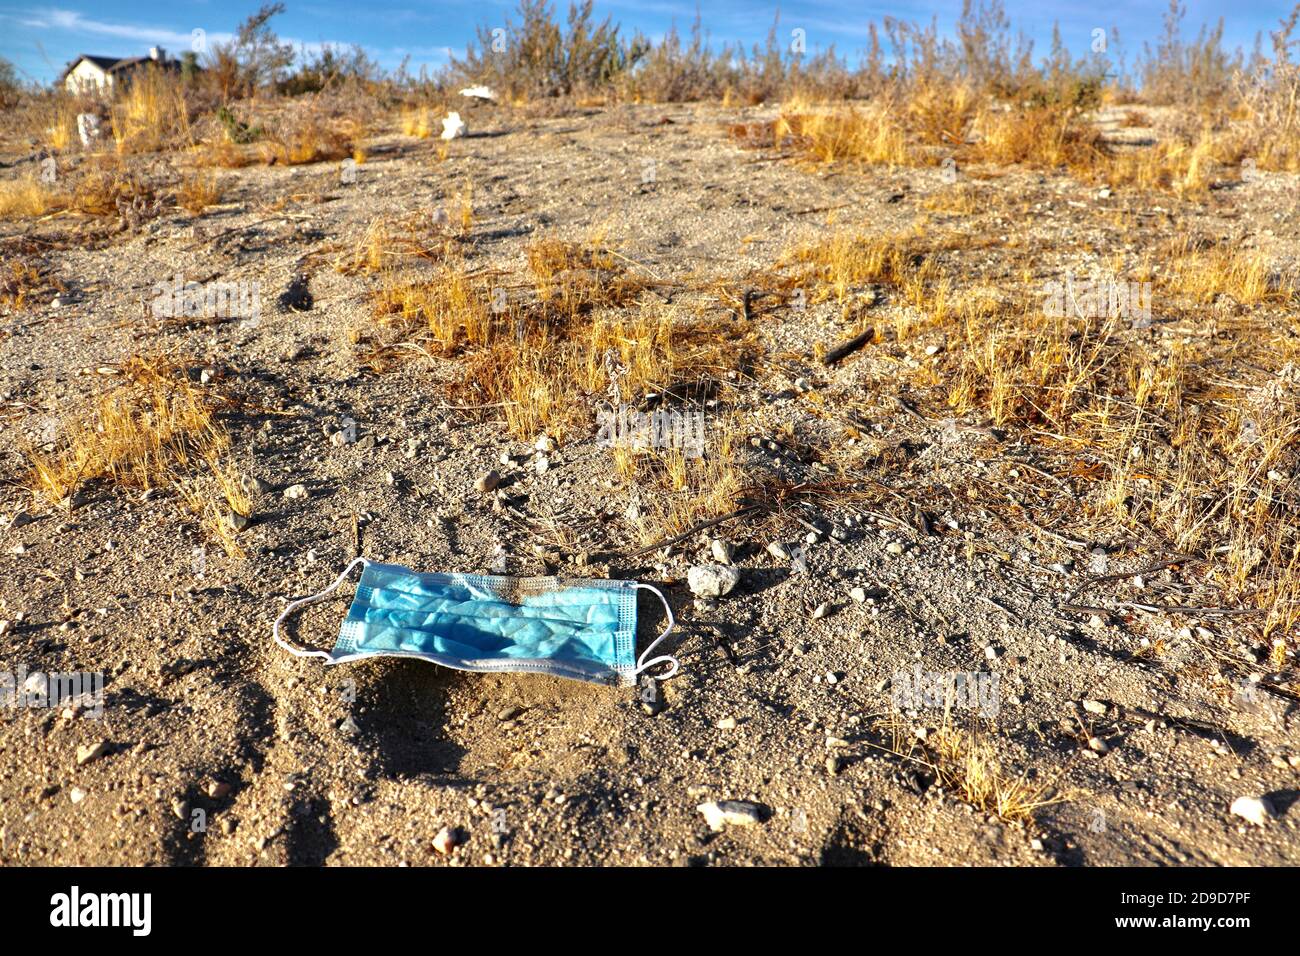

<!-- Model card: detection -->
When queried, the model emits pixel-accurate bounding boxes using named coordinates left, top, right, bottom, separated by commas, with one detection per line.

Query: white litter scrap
left=441, top=111, right=467, bottom=140
left=76, top=113, right=102, bottom=147
left=459, top=85, right=498, bottom=101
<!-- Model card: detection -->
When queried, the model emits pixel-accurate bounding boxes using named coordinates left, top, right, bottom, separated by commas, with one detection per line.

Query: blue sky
left=0, top=1, right=1291, bottom=85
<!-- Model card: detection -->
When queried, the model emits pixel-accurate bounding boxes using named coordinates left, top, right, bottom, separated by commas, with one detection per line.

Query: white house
left=59, top=47, right=183, bottom=94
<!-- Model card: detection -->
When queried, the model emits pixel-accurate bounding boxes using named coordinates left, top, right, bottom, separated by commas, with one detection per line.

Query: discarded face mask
left=273, top=558, right=677, bottom=687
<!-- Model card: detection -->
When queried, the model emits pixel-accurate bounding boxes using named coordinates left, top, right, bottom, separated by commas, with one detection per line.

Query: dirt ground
left=0, top=100, right=1297, bottom=866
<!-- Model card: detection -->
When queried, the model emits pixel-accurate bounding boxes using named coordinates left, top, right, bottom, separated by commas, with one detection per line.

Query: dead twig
left=822, top=327, right=875, bottom=366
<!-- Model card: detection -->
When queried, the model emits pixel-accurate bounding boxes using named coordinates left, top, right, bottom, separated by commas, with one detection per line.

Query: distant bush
left=279, top=45, right=383, bottom=96
left=1138, top=0, right=1241, bottom=106
left=0, top=58, right=23, bottom=109
left=450, top=0, right=641, bottom=99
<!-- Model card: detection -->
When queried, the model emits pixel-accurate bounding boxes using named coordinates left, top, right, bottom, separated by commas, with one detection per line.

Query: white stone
left=687, top=564, right=739, bottom=598
left=1230, top=795, right=1275, bottom=826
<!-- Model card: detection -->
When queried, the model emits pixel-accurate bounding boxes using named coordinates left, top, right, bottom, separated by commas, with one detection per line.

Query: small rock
left=475, top=470, right=502, bottom=493
left=283, top=484, right=308, bottom=500
left=171, top=798, right=189, bottom=820
left=826, top=755, right=843, bottom=775
left=205, top=780, right=232, bottom=799
left=497, top=706, right=524, bottom=722
left=885, top=541, right=904, bottom=555
left=534, top=434, right=555, bottom=453
left=1081, top=699, right=1107, bottom=715
left=224, top=510, right=251, bottom=532
left=687, top=564, right=740, bottom=598
left=69, top=787, right=87, bottom=804
left=811, top=602, right=829, bottom=620
left=710, top=538, right=734, bottom=565
left=433, top=825, right=464, bottom=854
left=697, top=800, right=766, bottom=831
left=240, top=475, right=271, bottom=495
left=75, top=741, right=110, bottom=766
left=1230, top=795, right=1275, bottom=826
left=850, top=587, right=867, bottom=603
left=767, top=541, right=792, bottom=561
left=716, top=716, right=737, bottom=730
left=1087, top=736, right=1109, bottom=753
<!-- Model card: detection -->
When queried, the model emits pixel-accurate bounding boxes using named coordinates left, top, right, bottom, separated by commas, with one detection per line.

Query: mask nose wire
left=631, top=583, right=679, bottom=680
left=273, top=557, right=370, bottom=660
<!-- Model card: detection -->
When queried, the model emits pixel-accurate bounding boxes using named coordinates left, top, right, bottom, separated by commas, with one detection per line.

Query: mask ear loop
left=273, top=557, right=369, bottom=661
left=632, top=583, right=678, bottom=680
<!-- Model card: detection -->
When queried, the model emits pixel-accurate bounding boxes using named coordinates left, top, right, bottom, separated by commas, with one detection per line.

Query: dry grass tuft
left=176, top=169, right=222, bottom=215
left=0, top=258, right=66, bottom=311
left=967, top=104, right=1107, bottom=172
left=890, top=717, right=1064, bottom=822
left=772, top=105, right=911, bottom=167
left=25, top=354, right=250, bottom=556
left=0, top=175, right=65, bottom=218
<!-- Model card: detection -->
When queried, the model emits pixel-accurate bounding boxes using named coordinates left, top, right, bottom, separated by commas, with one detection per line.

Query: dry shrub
left=68, top=164, right=159, bottom=218
left=907, top=79, right=978, bottom=145
left=258, top=107, right=358, bottom=166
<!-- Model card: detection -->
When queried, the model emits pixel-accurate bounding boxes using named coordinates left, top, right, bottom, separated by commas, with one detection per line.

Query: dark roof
left=58, top=53, right=187, bottom=84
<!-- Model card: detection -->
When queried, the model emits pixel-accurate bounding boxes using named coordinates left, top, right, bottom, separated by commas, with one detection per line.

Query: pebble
left=475, top=470, right=502, bottom=493
left=69, top=787, right=87, bottom=804
left=1087, top=736, right=1109, bottom=753
left=716, top=716, right=737, bottom=730
left=811, top=602, right=829, bottom=620
left=497, top=706, right=524, bottom=722
left=433, top=826, right=464, bottom=854
left=885, top=541, right=904, bottom=555
left=534, top=434, right=555, bottom=453
left=205, top=780, right=232, bottom=799
left=1081, top=699, right=1107, bottom=715
left=850, top=587, right=867, bottom=603
left=283, top=484, right=308, bottom=500
left=697, top=800, right=766, bottom=831
left=75, top=741, right=110, bottom=766
left=687, top=564, right=740, bottom=598
left=241, top=475, right=271, bottom=495
left=171, top=798, right=189, bottom=820
left=1230, top=795, right=1275, bottom=827
left=767, top=541, right=792, bottom=561
left=710, top=538, right=734, bottom=565
left=224, top=510, right=250, bottom=532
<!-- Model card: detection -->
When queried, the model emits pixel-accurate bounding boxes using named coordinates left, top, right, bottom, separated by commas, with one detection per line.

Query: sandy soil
left=0, top=100, right=1297, bottom=866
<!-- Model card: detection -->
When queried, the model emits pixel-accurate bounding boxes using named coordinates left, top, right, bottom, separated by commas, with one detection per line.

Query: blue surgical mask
left=273, top=558, right=678, bottom=686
